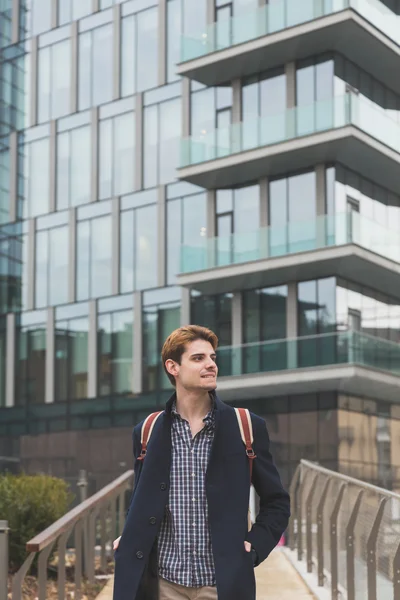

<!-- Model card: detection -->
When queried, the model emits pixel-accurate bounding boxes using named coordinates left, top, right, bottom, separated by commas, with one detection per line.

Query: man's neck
left=175, top=390, right=213, bottom=422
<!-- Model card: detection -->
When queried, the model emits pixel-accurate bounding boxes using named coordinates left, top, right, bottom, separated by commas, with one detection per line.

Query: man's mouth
left=201, top=374, right=216, bottom=379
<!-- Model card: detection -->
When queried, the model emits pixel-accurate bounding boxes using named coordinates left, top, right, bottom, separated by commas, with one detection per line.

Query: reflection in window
left=167, top=0, right=181, bottom=83
left=191, top=293, right=232, bottom=347
left=243, top=286, right=287, bottom=374
left=98, top=309, right=133, bottom=396
left=15, top=319, right=46, bottom=406
left=296, top=57, right=334, bottom=134
left=167, top=191, right=207, bottom=284
left=38, top=40, right=71, bottom=123
left=0, top=317, right=5, bottom=406
left=58, top=0, right=92, bottom=25
left=0, top=138, right=9, bottom=224
left=121, top=8, right=158, bottom=97
left=31, top=0, right=51, bottom=35
left=79, top=25, right=113, bottom=110
left=77, top=215, right=112, bottom=300
left=120, top=204, right=157, bottom=292
left=55, top=317, right=88, bottom=402
left=35, top=226, right=69, bottom=308
left=57, top=126, right=91, bottom=210
left=143, top=97, right=181, bottom=188
left=25, top=137, right=50, bottom=218
left=143, top=300, right=180, bottom=391
left=0, top=223, right=28, bottom=313
left=99, top=112, right=135, bottom=200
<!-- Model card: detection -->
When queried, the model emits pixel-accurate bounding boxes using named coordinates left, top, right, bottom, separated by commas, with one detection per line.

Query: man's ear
left=165, top=359, right=179, bottom=379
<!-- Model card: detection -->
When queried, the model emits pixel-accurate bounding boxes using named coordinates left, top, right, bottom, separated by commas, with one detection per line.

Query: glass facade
left=0, top=0, right=398, bottom=492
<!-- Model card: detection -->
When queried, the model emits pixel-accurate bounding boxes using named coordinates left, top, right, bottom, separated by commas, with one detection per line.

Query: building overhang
left=177, top=9, right=400, bottom=95
left=216, top=364, right=400, bottom=404
left=177, top=243, right=400, bottom=300
left=177, top=126, right=400, bottom=195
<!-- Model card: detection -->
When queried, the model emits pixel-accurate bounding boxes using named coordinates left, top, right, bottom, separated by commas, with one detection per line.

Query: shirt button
left=192, top=497, right=196, bottom=502
left=136, top=551, right=144, bottom=559
left=149, top=517, right=156, bottom=525
left=160, top=483, right=167, bottom=490
left=191, top=473, right=195, bottom=478
left=192, top=523, right=196, bottom=527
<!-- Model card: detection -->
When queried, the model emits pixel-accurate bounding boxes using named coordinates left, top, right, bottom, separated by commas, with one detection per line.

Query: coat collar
left=164, top=389, right=227, bottom=415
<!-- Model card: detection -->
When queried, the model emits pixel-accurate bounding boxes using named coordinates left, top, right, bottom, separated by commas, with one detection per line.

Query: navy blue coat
left=113, top=393, right=290, bottom=600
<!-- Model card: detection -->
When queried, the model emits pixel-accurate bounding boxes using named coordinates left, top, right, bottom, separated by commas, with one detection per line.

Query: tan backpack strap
left=137, top=411, right=163, bottom=461
left=234, top=408, right=256, bottom=482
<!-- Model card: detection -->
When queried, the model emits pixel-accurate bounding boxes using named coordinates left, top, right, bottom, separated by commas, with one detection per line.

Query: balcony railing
left=216, top=330, right=400, bottom=379
left=180, top=0, right=400, bottom=63
left=288, top=460, right=400, bottom=599
left=180, top=93, right=400, bottom=169
left=180, top=211, right=400, bottom=274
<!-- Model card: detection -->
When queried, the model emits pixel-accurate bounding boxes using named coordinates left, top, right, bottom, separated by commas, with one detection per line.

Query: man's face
left=168, top=339, right=218, bottom=392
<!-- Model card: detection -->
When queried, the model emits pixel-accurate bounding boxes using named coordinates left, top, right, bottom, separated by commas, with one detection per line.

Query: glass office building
left=1, top=0, right=400, bottom=491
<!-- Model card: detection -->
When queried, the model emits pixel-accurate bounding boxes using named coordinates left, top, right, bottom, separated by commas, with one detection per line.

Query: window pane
left=32, top=0, right=51, bottom=35
left=167, top=0, right=181, bottom=83
left=77, top=220, right=90, bottom=301
left=143, top=105, right=158, bottom=189
left=121, top=16, right=135, bottom=97
left=49, top=226, right=68, bottom=306
left=51, top=40, right=71, bottom=119
left=160, top=98, right=181, bottom=184
left=29, top=138, right=50, bottom=217
left=92, top=24, right=113, bottom=106
left=113, top=310, right=133, bottom=394
left=72, top=0, right=92, bottom=20
left=37, top=47, right=50, bottom=123
left=70, top=317, right=88, bottom=400
left=298, top=280, right=317, bottom=335
left=78, top=32, right=92, bottom=110
left=136, top=205, right=157, bottom=290
left=114, top=112, right=135, bottom=196
left=234, top=185, right=259, bottom=233
left=56, top=132, right=70, bottom=210
left=288, top=171, right=316, bottom=222
left=98, top=313, right=112, bottom=396
left=35, top=230, right=48, bottom=308
left=16, top=325, right=46, bottom=405
left=58, top=1, right=71, bottom=26
left=91, top=215, right=112, bottom=298
left=99, top=119, right=113, bottom=200
left=71, top=126, right=91, bottom=206
left=137, top=8, right=158, bottom=93
left=167, top=198, right=181, bottom=285
left=120, top=210, right=134, bottom=293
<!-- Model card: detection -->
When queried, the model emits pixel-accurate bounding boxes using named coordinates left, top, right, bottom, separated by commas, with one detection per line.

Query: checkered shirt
left=157, top=401, right=216, bottom=588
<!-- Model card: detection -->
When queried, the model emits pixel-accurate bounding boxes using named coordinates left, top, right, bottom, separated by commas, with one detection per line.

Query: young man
left=113, top=325, right=290, bottom=600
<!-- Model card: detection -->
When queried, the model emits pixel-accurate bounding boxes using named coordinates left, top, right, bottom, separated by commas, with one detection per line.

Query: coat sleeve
left=245, top=414, right=290, bottom=564
left=125, top=424, right=143, bottom=519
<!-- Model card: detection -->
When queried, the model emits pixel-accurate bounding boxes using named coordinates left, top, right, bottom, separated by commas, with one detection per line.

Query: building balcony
left=215, top=330, right=400, bottom=403
left=177, top=0, right=400, bottom=93
left=178, top=93, right=400, bottom=193
left=178, top=212, right=400, bottom=297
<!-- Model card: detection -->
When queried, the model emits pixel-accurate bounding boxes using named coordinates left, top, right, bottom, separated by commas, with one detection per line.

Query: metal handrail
left=3, top=469, right=134, bottom=600
left=289, top=460, right=400, bottom=600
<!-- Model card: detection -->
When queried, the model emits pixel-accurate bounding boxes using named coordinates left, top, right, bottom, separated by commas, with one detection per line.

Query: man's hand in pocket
left=113, top=536, right=121, bottom=551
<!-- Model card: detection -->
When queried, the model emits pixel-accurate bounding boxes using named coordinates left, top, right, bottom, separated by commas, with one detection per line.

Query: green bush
left=0, top=473, right=74, bottom=571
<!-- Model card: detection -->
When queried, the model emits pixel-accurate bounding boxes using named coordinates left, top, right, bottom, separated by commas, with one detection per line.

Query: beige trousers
left=159, top=577, right=218, bottom=599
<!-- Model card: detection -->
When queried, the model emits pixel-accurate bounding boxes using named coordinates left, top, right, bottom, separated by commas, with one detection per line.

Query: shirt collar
left=172, top=398, right=215, bottom=429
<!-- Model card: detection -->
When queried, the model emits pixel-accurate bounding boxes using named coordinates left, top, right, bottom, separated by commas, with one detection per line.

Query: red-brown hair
left=162, top=325, right=218, bottom=386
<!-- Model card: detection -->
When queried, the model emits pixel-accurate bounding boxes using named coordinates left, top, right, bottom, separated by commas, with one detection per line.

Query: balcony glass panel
left=180, top=0, right=400, bottom=63
left=217, top=331, right=400, bottom=378
left=180, top=93, right=400, bottom=168
left=180, top=211, right=400, bottom=274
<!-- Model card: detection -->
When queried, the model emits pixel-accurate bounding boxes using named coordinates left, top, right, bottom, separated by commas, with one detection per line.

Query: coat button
left=160, top=483, right=167, bottom=491
left=149, top=517, right=156, bottom=525
left=136, top=551, right=144, bottom=559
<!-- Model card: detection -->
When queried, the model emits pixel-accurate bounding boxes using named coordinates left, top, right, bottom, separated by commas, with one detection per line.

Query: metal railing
left=1, top=470, right=134, bottom=600
left=289, top=460, right=400, bottom=600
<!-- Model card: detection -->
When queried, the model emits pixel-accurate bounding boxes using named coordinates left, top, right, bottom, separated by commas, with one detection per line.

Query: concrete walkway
left=255, top=549, right=315, bottom=599
left=97, top=549, right=314, bottom=599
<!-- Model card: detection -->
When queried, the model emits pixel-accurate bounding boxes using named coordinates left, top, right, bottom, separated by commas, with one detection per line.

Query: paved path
left=255, top=549, right=315, bottom=599
left=97, top=549, right=314, bottom=599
